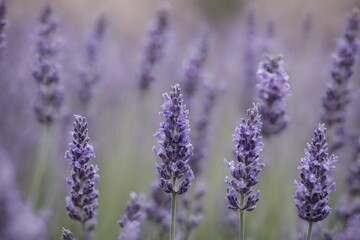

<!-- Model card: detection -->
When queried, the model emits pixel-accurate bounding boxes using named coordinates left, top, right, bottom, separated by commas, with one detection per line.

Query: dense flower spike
left=0, top=0, right=7, bottom=55
left=65, top=115, right=99, bottom=239
left=33, top=4, right=64, bottom=124
left=61, top=228, right=75, bottom=240
left=78, top=13, right=107, bottom=106
left=182, top=33, right=209, bottom=103
left=256, top=54, right=291, bottom=136
left=294, top=124, right=337, bottom=223
left=321, top=9, right=360, bottom=151
left=153, top=84, right=194, bottom=195
left=224, top=104, right=264, bottom=212
left=118, top=193, right=144, bottom=240
left=139, top=6, right=169, bottom=91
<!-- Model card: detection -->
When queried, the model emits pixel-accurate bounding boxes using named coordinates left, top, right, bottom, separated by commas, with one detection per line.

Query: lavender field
left=1, top=0, right=360, bottom=239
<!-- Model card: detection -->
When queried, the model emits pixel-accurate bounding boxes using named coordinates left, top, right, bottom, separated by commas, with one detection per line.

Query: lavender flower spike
left=33, top=4, right=64, bottom=124
left=294, top=124, right=337, bottom=240
left=0, top=0, right=8, bottom=55
left=321, top=9, right=360, bottom=151
left=139, top=6, right=169, bottom=91
left=256, top=54, right=291, bottom=136
left=78, top=13, right=107, bottom=107
left=65, top=115, right=99, bottom=240
left=224, top=104, right=264, bottom=240
left=118, top=192, right=144, bottom=240
left=153, top=84, right=194, bottom=240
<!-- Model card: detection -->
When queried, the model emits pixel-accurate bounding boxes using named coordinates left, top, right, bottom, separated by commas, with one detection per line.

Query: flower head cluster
left=0, top=0, right=7, bottom=55
left=182, top=33, right=209, bottom=102
left=78, top=13, right=107, bottom=106
left=321, top=9, right=360, bottom=151
left=256, top=54, right=291, bottom=136
left=65, top=115, right=99, bottom=233
left=294, top=124, right=337, bottom=222
left=139, top=6, right=169, bottom=91
left=224, top=104, right=264, bottom=212
left=153, top=84, right=194, bottom=195
left=118, top=193, right=144, bottom=240
left=33, top=4, right=64, bottom=124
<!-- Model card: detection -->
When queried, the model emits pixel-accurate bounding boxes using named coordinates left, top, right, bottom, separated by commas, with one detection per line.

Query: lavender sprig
left=139, top=6, right=169, bottom=91
left=256, top=54, right=291, bottom=136
left=294, top=124, right=337, bottom=240
left=224, top=104, right=264, bottom=240
left=181, top=33, right=209, bottom=104
left=78, top=13, right=107, bottom=107
left=118, top=192, right=144, bottom=240
left=153, top=84, right=194, bottom=240
left=0, top=0, right=7, bottom=55
left=33, top=4, right=64, bottom=125
left=321, top=9, right=360, bottom=151
left=65, top=115, right=99, bottom=240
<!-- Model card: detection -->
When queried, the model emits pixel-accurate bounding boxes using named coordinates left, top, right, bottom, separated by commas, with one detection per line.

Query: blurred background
left=1, top=0, right=360, bottom=239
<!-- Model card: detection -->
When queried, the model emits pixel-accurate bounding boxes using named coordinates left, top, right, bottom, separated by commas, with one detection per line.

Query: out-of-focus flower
left=33, top=4, right=64, bottom=124
left=139, top=6, right=169, bottom=91
left=256, top=54, right=291, bottom=136
left=0, top=0, right=8, bottom=55
left=321, top=8, right=360, bottom=151
left=336, top=214, right=360, bottom=240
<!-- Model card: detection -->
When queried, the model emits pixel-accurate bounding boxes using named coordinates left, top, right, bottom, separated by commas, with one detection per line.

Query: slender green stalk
left=240, top=194, right=245, bottom=240
left=170, top=176, right=177, bottom=240
left=306, top=221, right=313, bottom=240
left=29, top=124, right=51, bottom=208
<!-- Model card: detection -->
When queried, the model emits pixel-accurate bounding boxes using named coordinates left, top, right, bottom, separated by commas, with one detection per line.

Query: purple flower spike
left=139, top=6, right=169, bottom=91
left=321, top=9, right=360, bottom=151
left=294, top=124, right=337, bottom=223
left=153, top=84, right=194, bottom=196
left=118, top=193, right=144, bottom=240
left=0, top=0, right=7, bottom=55
left=33, top=4, right=64, bottom=124
left=256, top=54, right=291, bottom=136
left=78, top=13, right=107, bottom=106
left=224, top=104, right=264, bottom=212
left=65, top=115, right=99, bottom=238
left=337, top=214, right=360, bottom=240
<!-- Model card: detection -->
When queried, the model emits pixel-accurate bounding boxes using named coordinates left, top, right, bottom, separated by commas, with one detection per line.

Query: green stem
left=29, top=124, right=51, bottom=208
left=170, top=177, right=177, bottom=240
left=240, top=194, right=245, bottom=240
left=306, top=221, right=313, bottom=240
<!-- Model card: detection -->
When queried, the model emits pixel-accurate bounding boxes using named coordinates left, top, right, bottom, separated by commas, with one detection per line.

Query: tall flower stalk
left=29, top=4, right=64, bottom=208
left=294, top=124, right=337, bottom=240
left=64, top=115, right=99, bottom=240
left=153, top=84, right=194, bottom=240
left=321, top=9, right=360, bottom=151
left=224, top=104, right=264, bottom=240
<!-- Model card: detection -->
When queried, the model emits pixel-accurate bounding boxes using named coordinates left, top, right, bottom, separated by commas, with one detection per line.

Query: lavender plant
left=256, top=54, right=291, bottom=137
left=0, top=0, right=7, bottom=56
left=181, top=33, right=209, bottom=106
left=139, top=6, right=169, bottom=91
left=294, top=124, right=337, bottom=240
left=118, top=192, right=144, bottom=240
left=224, top=104, right=264, bottom=240
left=321, top=8, right=360, bottom=151
left=64, top=115, right=99, bottom=240
left=33, top=4, right=64, bottom=125
left=153, top=84, right=194, bottom=240
left=78, top=13, right=107, bottom=109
